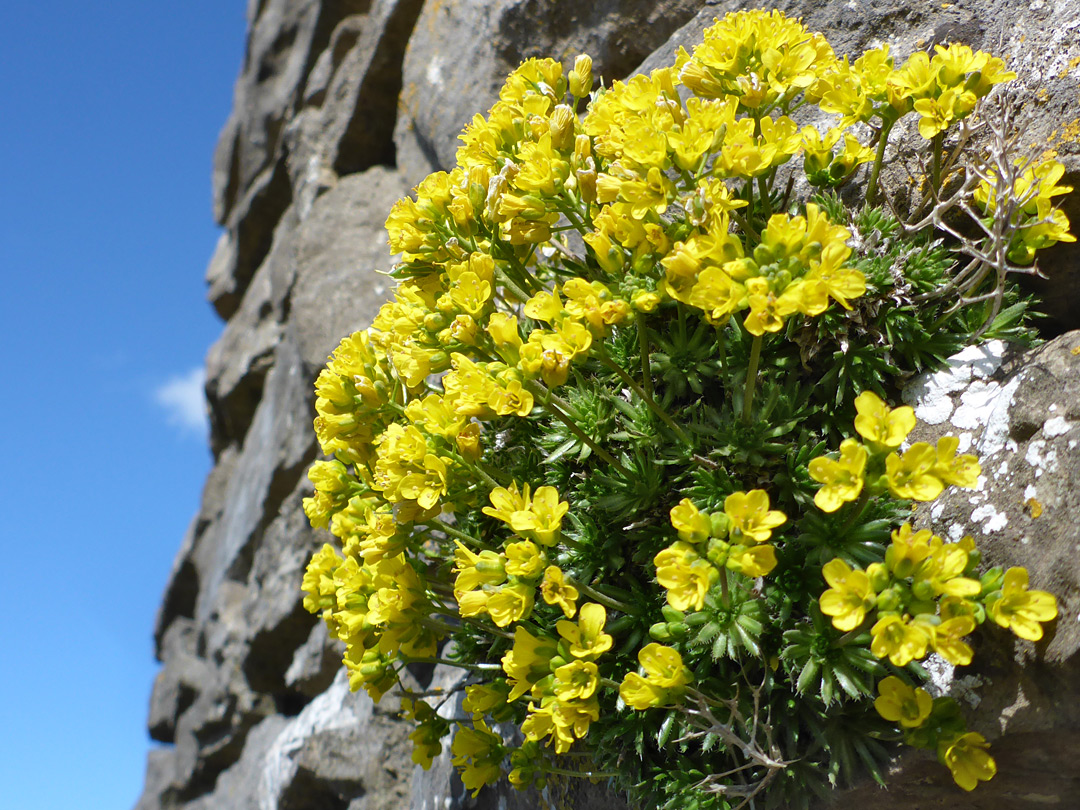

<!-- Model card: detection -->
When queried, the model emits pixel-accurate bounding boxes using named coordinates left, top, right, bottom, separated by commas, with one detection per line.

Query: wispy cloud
left=154, top=367, right=208, bottom=437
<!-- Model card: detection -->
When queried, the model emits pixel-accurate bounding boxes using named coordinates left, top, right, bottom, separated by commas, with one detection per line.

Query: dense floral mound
left=300, top=10, right=1067, bottom=808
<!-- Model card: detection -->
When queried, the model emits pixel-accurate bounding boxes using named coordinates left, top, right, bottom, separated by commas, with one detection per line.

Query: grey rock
left=283, top=0, right=426, bottom=215
left=240, top=477, right=326, bottom=700
left=184, top=715, right=292, bottom=810
left=393, top=0, right=707, bottom=187
left=205, top=205, right=298, bottom=452
left=149, top=619, right=210, bottom=744
left=205, top=232, right=240, bottom=322
left=211, top=159, right=294, bottom=322
left=212, top=0, right=367, bottom=226
left=284, top=620, right=341, bottom=699
left=154, top=446, right=240, bottom=651
left=263, top=669, right=413, bottom=810
left=195, top=330, right=314, bottom=627
left=291, top=166, right=409, bottom=376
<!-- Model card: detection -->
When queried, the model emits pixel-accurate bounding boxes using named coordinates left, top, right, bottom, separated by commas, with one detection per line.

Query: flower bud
left=549, top=104, right=576, bottom=151
left=569, top=54, right=593, bottom=97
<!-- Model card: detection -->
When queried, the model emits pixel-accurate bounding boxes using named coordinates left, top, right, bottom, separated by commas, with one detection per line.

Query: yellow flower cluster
left=657, top=491, right=786, bottom=611
left=809, top=391, right=980, bottom=511
left=821, top=522, right=1057, bottom=668
left=295, top=6, right=1068, bottom=798
left=501, top=604, right=613, bottom=755
left=873, top=677, right=997, bottom=791
left=975, top=156, right=1076, bottom=264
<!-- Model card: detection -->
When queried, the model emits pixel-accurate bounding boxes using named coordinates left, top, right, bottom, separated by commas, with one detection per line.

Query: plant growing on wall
left=300, top=9, right=1069, bottom=808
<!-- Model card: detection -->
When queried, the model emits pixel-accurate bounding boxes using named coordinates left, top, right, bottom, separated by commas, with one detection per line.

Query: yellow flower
left=669, top=498, right=712, bottom=544
left=553, top=660, right=600, bottom=701
left=885, top=443, right=944, bottom=501
left=655, top=541, right=719, bottom=611
left=942, top=732, right=997, bottom=791
left=932, top=436, right=981, bottom=488
left=929, top=615, right=976, bottom=666
left=451, top=721, right=505, bottom=796
left=487, top=582, right=535, bottom=627
left=557, top=602, right=613, bottom=659
left=726, top=543, right=778, bottom=578
left=819, top=558, right=876, bottom=632
left=986, top=567, right=1058, bottom=641
left=505, top=540, right=545, bottom=580
left=885, top=523, right=939, bottom=578
left=874, top=676, right=932, bottom=728
left=853, top=391, right=915, bottom=449
left=724, top=489, right=786, bottom=544
left=540, top=565, right=579, bottom=618
left=453, top=541, right=506, bottom=595
left=502, top=625, right=557, bottom=701
left=870, top=614, right=930, bottom=666
left=619, top=643, right=692, bottom=710
left=809, top=438, right=868, bottom=513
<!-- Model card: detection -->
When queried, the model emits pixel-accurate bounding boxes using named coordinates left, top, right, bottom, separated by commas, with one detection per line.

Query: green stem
left=719, top=566, right=730, bottom=607
left=598, top=351, right=690, bottom=446
left=540, top=766, right=619, bottom=779
left=839, top=489, right=871, bottom=535
left=757, top=175, right=773, bottom=218
left=427, top=518, right=493, bottom=550
left=741, top=334, right=763, bottom=425
left=638, top=318, right=654, bottom=400
left=932, top=132, right=944, bottom=196
left=400, top=655, right=504, bottom=671
left=523, top=380, right=631, bottom=476
left=493, top=266, right=533, bottom=303
left=866, top=119, right=894, bottom=206
left=832, top=620, right=871, bottom=649
left=574, top=581, right=637, bottom=614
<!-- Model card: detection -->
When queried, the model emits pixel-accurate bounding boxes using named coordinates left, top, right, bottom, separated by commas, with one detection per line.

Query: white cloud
left=154, top=367, right=208, bottom=436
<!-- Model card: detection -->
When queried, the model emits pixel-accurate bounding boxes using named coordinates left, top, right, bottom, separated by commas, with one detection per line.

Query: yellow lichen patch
left=1025, top=498, right=1043, bottom=519
left=1071, top=344, right=1080, bottom=355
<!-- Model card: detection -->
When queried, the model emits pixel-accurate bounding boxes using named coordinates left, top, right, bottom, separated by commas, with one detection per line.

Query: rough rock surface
left=137, top=1, right=1080, bottom=809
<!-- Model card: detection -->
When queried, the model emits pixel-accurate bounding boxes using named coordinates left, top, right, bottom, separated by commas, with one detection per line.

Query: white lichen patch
left=931, top=501, right=945, bottom=520
left=905, top=342, right=1005, bottom=424
left=1024, top=439, right=1059, bottom=478
left=953, top=380, right=1007, bottom=430
left=1044, top=416, right=1071, bottom=437
left=923, top=654, right=955, bottom=697
left=971, top=503, right=1008, bottom=533
left=948, top=523, right=967, bottom=541
left=977, top=376, right=1023, bottom=459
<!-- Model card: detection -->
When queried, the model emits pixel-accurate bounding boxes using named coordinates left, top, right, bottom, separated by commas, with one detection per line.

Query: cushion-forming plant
left=301, top=10, right=1068, bottom=808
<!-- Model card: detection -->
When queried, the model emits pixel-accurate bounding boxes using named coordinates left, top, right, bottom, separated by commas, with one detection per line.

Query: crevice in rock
left=278, top=766, right=365, bottom=810
left=229, top=160, right=294, bottom=318
left=227, top=452, right=315, bottom=585
left=156, top=559, right=200, bottom=659
left=244, top=599, right=319, bottom=696
left=332, top=0, right=426, bottom=176
left=258, top=23, right=300, bottom=83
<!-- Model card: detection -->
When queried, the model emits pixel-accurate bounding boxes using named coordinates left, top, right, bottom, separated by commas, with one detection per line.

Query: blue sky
left=0, top=4, right=248, bottom=809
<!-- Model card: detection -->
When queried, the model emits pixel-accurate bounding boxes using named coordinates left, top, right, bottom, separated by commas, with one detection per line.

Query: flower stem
left=741, top=334, right=763, bottom=425
left=598, top=351, right=690, bottom=445
left=638, top=318, right=654, bottom=400
left=427, top=518, right=493, bottom=551
left=932, top=132, right=944, bottom=196
left=540, top=766, right=619, bottom=779
left=574, top=580, right=637, bottom=614
left=866, top=119, right=894, bottom=206
left=524, top=379, right=631, bottom=476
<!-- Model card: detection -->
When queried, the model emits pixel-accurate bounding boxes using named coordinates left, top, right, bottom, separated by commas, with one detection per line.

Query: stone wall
left=136, top=2, right=1080, bottom=808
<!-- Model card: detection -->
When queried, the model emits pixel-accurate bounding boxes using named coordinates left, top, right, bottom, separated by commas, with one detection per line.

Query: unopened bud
left=569, top=54, right=593, bottom=97
left=549, top=104, right=575, bottom=151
